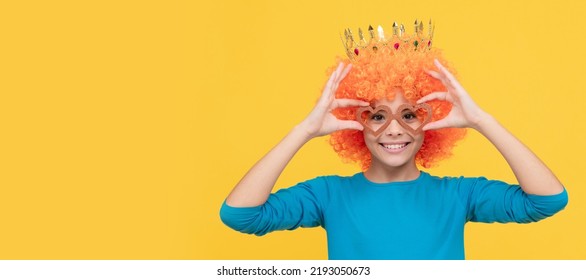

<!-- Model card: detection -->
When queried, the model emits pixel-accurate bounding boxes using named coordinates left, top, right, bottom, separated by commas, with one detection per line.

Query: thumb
left=422, top=119, right=451, bottom=131
left=337, top=120, right=364, bottom=131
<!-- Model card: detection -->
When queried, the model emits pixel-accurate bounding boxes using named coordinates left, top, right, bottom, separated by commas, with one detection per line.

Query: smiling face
left=362, top=92, right=425, bottom=179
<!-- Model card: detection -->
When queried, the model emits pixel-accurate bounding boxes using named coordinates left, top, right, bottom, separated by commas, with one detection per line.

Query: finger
left=425, top=69, right=444, bottom=81
left=332, top=64, right=352, bottom=92
left=433, top=59, right=446, bottom=72
left=332, top=62, right=345, bottom=84
left=426, top=69, right=454, bottom=92
left=324, top=67, right=337, bottom=91
left=319, top=67, right=340, bottom=104
left=333, top=98, right=370, bottom=108
left=422, top=118, right=451, bottom=131
left=434, top=59, right=460, bottom=87
left=328, top=63, right=346, bottom=96
left=417, top=92, right=447, bottom=104
left=433, top=59, right=452, bottom=78
left=337, top=120, right=364, bottom=131
left=336, top=61, right=345, bottom=72
left=330, top=64, right=352, bottom=96
left=339, top=64, right=353, bottom=81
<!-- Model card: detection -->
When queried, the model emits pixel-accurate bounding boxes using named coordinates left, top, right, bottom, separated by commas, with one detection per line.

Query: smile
left=379, top=142, right=410, bottom=153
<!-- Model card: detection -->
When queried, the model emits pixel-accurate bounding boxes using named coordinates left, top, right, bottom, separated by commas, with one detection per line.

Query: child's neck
left=363, top=163, right=420, bottom=183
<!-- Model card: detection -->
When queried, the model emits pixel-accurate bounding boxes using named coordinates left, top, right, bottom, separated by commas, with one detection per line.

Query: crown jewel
left=341, top=19, right=435, bottom=60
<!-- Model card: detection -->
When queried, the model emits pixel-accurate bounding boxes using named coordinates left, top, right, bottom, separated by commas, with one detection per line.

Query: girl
left=219, top=26, right=568, bottom=259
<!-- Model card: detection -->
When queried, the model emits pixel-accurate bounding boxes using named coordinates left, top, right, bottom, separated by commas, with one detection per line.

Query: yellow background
left=0, top=0, right=584, bottom=259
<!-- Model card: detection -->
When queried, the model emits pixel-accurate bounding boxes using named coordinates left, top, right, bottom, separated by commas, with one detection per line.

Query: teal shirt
left=220, top=171, right=568, bottom=259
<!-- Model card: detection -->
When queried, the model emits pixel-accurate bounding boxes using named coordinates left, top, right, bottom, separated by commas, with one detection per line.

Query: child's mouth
left=380, top=142, right=410, bottom=153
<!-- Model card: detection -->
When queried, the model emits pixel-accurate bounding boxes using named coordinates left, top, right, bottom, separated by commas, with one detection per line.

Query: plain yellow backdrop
left=0, top=0, right=584, bottom=259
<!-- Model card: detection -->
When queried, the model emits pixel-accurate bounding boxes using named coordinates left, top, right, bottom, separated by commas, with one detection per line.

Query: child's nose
left=385, top=119, right=404, bottom=136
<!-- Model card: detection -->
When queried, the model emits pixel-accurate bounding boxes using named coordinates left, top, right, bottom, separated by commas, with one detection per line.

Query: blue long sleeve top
left=220, top=171, right=568, bottom=259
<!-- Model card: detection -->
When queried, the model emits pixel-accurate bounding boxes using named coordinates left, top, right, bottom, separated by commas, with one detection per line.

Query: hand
left=298, top=62, right=369, bottom=138
left=417, top=59, right=488, bottom=131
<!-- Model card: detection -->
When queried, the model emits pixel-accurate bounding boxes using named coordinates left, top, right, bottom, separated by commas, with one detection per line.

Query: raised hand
left=299, top=62, right=369, bottom=138
left=225, top=63, right=368, bottom=207
left=417, top=59, right=488, bottom=131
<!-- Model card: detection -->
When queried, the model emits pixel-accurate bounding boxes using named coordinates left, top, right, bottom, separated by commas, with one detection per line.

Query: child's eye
left=402, top=111, right=418, bottom=122
left=370, top=114, right=385, bottom=121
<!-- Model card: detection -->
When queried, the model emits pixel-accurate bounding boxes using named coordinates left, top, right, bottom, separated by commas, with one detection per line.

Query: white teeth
left=383, top=144, right=406, bottom=149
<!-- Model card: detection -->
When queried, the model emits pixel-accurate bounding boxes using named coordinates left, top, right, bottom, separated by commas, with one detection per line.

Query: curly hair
left=327, top=45, right=467, bottom=170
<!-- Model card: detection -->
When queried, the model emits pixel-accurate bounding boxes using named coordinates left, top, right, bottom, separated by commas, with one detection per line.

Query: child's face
left=362, top=92, right=425, bottom=170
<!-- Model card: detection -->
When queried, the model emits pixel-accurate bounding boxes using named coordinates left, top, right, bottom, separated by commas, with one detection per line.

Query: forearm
left=474, top=113, right=564, bottom=195
left=225, top=125, right=313, bottom=207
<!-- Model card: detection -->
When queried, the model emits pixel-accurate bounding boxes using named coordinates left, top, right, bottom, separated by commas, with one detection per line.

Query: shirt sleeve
left=455, top=177, right=569, bottom=223
left=219, top=176, right=329, bottom=236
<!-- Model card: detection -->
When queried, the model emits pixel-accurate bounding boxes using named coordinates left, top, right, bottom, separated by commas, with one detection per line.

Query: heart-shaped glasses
left=356, top=103, right=432, bottom=136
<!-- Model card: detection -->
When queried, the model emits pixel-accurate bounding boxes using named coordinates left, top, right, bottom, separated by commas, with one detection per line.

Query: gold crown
left=341, top=19, right=435, bottom=60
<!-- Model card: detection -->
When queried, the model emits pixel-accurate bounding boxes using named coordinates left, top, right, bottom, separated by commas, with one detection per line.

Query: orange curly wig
left=327, top=45, right=467, bottom=170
